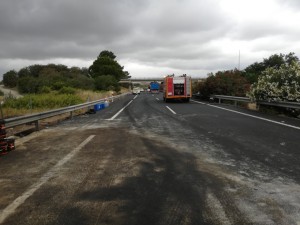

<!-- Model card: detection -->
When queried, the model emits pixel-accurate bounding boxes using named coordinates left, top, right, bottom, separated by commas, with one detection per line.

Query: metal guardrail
left=212, top=95, right=251, bottom=105
left=4, top=93, right=129, bottom=129
left=211, top=95, right=300, bottom=109
left=258, top=100, right=300, bottom=109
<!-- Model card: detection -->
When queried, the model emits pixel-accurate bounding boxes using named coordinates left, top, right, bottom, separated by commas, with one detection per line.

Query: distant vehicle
left=149, top=82, right=160, bottom=93
left=163, top=74, right=192, bottom=102
left=132, top=87, right=141, bottom=95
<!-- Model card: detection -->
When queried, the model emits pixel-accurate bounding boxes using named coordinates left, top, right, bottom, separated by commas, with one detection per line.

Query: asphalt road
left=0, top=92, right=300, bottom=225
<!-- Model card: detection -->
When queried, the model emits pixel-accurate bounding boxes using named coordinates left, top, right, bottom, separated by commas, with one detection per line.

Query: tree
left=17, top=64, right=48, bottom=78
left=243, top=52, right=300, bottom=84
left=94, top=75, right=119, bottom=91
left=38, top=67, right=65, bottom=90
left=89, top=50, right=129, bottom=81
left=285, top=52, right=299, bottom=65
left=99, top=50, right=116, bottom=59
left=17, top=76, right=40, bottom=94
left=248, top=61, right=300, bottom=102
left=13, top=63, right=97, bottom=93
left=194, top=69, right=250, bottom=99
left=18, top=67, right=31, bottom=78
left=243, top=62, right=265, bottom=83
left=263, top=53, right=285, bottom=69
left=3, top=70, right=18, bottom=88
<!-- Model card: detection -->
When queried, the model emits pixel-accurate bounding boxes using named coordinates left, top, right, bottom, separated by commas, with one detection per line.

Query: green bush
left=17, top=76, right=40, bottom=94
left=67, top=75, right=95, bottom=90
left=39, top=86, right=52, bottom=94
left=52, top=81, right=66, bottom=90
left=59, top=86, right=76, bottom=94
left=95, top=75, right=118, bottom=91
left=3, top=70, right=18, bottom=88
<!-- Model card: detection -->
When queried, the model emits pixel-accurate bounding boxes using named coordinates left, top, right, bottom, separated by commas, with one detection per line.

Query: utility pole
left=238, top=50, right=241, bottom=71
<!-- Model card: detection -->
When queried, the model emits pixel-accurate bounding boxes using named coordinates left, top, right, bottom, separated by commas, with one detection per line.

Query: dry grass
left=76, top=88, right=129, bottom=101
left=1, top=89, right=130, bottom=119
left=76, top=90, right=114, bottom=102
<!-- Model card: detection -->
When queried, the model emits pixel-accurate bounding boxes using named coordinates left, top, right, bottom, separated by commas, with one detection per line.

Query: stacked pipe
left=0, top=119, right=15, bottom=156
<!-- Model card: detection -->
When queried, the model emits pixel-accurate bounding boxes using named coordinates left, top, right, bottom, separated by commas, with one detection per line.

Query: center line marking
left=0, top=135, right=95, bottom=224
left=166, top=106, right=176, bottom=114
left=108, top=100, right=133, bottom=120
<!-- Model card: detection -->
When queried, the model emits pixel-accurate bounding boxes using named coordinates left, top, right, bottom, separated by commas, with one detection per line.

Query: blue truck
left=149, top=81, right=160, bottom=93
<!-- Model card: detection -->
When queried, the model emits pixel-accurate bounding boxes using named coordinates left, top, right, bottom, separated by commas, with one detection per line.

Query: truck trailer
left=149, top=81, right=160, bottom=93
left=163, top=74, right=192, bottom=102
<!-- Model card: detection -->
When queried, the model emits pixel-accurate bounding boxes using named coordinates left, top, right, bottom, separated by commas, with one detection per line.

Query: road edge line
left=191, top=100, right=300, bottom=130
left=0, top=135, right=95, bottom=224
left=108, top=100, right=133, bottom=120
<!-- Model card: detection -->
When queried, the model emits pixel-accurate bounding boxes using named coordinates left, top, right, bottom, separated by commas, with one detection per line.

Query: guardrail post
left=219, top=98, right=221, bottom=104
left=35, top=120, right=39, bottom=131
left=0, top=104, right=4, bottom=119
left=234, top=101, right=237, bottom=107
left=70, top=111, right=73, bottom=119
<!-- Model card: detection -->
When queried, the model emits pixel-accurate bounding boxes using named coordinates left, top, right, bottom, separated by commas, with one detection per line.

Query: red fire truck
left=163, top=74, right=192, bottom=102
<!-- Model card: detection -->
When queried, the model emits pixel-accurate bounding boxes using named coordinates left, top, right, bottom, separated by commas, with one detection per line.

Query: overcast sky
left=1, top=0, right=300, bottom=79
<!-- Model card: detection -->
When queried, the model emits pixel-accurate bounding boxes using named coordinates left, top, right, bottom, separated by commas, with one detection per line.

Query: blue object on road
left=94, top=102, right=108, bottom=112
left=94, top=104, right=100, bottom=111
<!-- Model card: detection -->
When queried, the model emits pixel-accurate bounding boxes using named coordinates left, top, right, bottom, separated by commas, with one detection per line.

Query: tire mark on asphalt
left=205, top=191, right=232, bottom=225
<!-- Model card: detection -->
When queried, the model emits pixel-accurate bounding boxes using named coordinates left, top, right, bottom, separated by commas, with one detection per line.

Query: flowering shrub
left=248, top=61, right=300, bottom=102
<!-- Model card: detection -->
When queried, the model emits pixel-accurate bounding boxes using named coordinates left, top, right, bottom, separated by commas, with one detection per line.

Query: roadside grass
left=0, top=89, right=120, bottom=119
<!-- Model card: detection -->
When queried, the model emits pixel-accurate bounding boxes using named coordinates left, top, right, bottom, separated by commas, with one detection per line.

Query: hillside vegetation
left=2, top=50, right=129, bottom=94
left=0, top=50, right=130, bottom=118
left=193, top=52, right=300, bottom=102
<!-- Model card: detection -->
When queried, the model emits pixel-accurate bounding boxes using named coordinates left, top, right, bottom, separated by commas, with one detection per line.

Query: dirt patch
left=0, top=85, right=22, bottom=99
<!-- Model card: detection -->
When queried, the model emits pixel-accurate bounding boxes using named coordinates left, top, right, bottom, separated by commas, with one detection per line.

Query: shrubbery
left=194, top=69, right=250, bottom=99
left=248, top=61, right=300, bottom=102
left=94, top=75, right=120, bottom=91
left=3, top=70, right=18, bottom=88
left=2, top=50, right=129, bottom=96
left=194, top=53, right=300, bottom=106
left=58, top=86, right=76, bottom=95
left=2, top=93, right=83, bottom=109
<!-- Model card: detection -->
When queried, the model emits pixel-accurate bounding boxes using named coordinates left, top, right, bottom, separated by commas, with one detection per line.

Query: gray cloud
left=0, top=0, right=299, bottom=78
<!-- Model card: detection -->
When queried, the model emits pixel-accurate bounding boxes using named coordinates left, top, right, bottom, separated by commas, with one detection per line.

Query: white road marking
left=0, top=135, right=95, bottom=224
left=191, top=100, right=300, bottom=130
left=156, top=98, right=159, bottom=101
left=108, top=100, right=133, bottom=120
left=166, top=106, right=177, bottom=115
left=133, top=95, right=138, bottom=100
